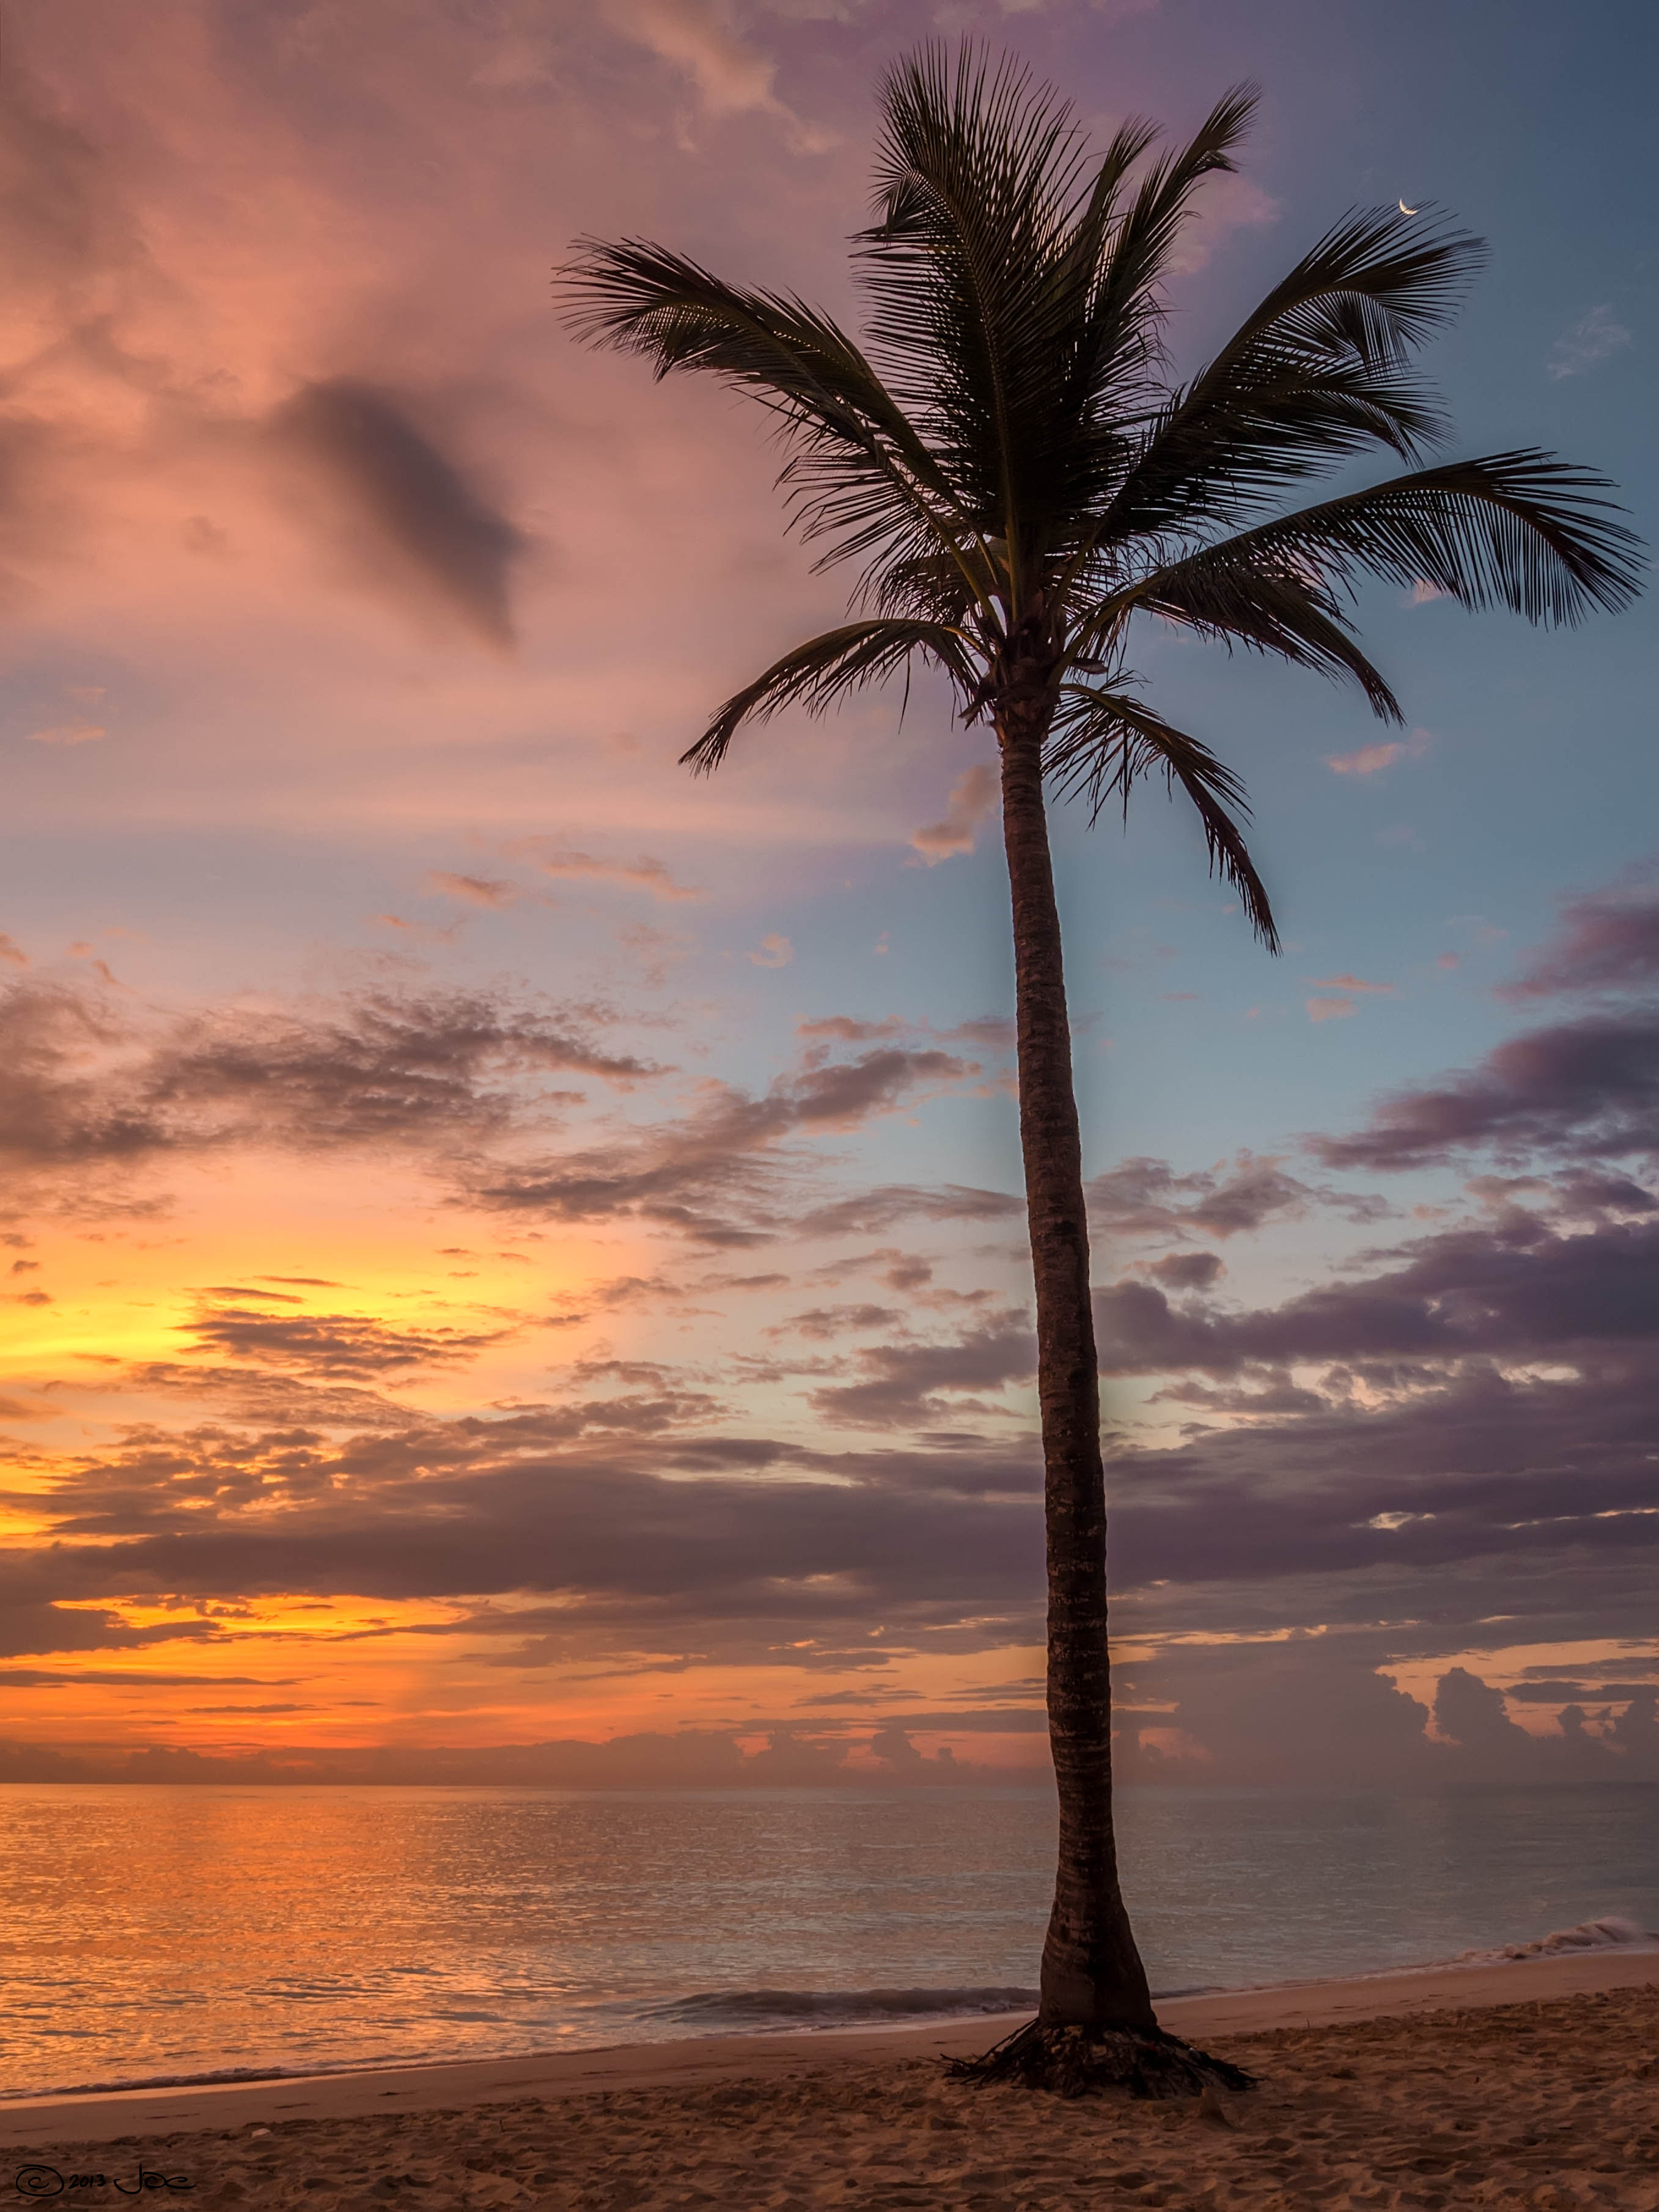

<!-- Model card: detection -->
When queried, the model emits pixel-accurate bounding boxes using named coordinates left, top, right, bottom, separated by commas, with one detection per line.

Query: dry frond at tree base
left=946, top=2016, right=1259, bottom=2100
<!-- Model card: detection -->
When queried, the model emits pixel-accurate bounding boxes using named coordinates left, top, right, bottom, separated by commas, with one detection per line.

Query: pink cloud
left=26, top=722, right=105, bottom=746
left=601, top=0, right=834, bottom=153
left=1306, top=996, right=1356, bottom=1024
left=1312, top=973, right=1397, bottom=996
left=1164, top=170, right=1280, bottom=277
left=910, top=763, right=998, bottom=866
left=506, top=842, right=703, bottom=902
left=749, top=933, right=794, bottom=969
left=1326, top=729, right=1432, bottom=777
left=429, top=873, right=520, bottom=909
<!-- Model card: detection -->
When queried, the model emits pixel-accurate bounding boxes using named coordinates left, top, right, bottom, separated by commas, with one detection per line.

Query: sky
left=1, top=0, right=1655, bottom=1788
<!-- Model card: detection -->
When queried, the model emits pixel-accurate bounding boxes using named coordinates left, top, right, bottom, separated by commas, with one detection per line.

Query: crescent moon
left=1399, top=199, right=1420, bottom=215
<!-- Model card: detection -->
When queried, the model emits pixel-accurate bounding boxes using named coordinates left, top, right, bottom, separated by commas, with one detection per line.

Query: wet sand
left=5, top=1953, right=1656, bottom=2210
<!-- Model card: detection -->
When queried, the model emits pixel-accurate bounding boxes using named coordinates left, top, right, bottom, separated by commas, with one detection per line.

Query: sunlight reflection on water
left=1, top=1782, right=1653, bottom=2095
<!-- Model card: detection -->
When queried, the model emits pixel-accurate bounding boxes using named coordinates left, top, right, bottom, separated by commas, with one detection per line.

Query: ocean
left=2, top=1782, right=1655, bottom=2098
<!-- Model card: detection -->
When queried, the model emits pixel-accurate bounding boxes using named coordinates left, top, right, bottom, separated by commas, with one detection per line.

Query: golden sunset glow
left=0, top=0, right=1653, bottom=1804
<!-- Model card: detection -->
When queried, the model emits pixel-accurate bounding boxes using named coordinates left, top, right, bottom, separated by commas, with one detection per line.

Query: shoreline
left=6, top=1944, right=1654, bottom=2147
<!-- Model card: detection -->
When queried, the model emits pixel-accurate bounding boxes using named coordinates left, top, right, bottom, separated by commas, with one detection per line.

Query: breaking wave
left=1448, top=1914, right=1659, bottom=1967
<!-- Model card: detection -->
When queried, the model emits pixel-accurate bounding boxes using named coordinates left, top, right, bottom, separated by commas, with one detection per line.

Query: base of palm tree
left=946, top=2015, right=1257, bottom=2100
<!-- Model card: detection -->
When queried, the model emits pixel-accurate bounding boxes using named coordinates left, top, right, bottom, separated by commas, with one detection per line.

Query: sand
left=5, top=1954, right=1657, bottom=2210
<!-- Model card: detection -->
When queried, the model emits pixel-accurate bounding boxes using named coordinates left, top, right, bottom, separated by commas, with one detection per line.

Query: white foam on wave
left=1447, top=1914, right=1659, bottom=1968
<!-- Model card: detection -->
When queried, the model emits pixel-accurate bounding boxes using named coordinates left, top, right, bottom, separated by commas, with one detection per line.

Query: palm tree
left=561, top=48, right=1641, bottom=2092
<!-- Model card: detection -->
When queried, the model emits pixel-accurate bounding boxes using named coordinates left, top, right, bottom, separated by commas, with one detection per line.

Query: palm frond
left=1071, top=86, right=1257, bottom=416
left=856, top=46, right=1098, bottom=568
left=1046, top=686, right=1279, bottom=947
left=1135, top=450, right=1644, bottom=626
left=683, top=620, right=977, bottom=774
left=1071, top=207, right=1483, bottom=571
left=1081, top=562, right=1403, bottom=718
left=558, top=238, right=990, bottom=609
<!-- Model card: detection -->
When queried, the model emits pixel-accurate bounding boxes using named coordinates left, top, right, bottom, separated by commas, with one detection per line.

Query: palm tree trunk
left=998, top=714, right=1157, bottom=2037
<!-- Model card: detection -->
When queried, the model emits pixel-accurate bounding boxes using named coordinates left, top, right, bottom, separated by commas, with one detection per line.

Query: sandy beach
left=6, top=1952, right=1655, bottom=2209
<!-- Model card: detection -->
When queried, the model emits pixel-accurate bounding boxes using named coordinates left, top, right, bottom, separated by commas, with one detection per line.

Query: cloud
left=5, top=1653, right=1655, bottom=1785
left=469, top=1045, right=982, bottom=1241
left=776, top=1304, right=903, bottom=1340
left=1547, top=304, right=1632, bottom=381
left=749, top=932, right=794, bottom=968
left=1141, top=1251, right=1225, bottom=1291
left=7, top=1303, right=1652, bottom=1765
left=910, top=763, right=998, bottom=866
left=427, top=873, right=520, bottom=909
left=1325, top=730, right=1430, bottom=777
left=617, top=922, right=695, bottom=988
left=795, top=1182, right=1021, bottom=1236
left=1500, top=872, right=1659, bottom=1000
left=25, top=721, right=105, bottom=746
left=0, top=936, right=27, bottom=970
left=1163, top=169, right=1280, bottom=277
left=181, top=1304, right=522, bottom=1378
left=808, top=1312, right=1034, bottom=1425
left=1313, top=1012, right=1659, bottom=1170
left=0, top=1669, right=295, bottom=1690
left=798, top=1015, right=905, bottom=1043
left=1313, top=974, right=1396, bottom=996
left=1085, top=1152, right=1339, bottom=1240
left=601, top=0, right=833, bottom=151
left=0, top=979, right=655, bottom=1190
left=1306, top=994, right=1353, bottom=1023
left=1097, top=1200, right=1659, bottom=1378
left=272, top=381, right=525, bottom=646
left=506, top=840, right=702, bottom=902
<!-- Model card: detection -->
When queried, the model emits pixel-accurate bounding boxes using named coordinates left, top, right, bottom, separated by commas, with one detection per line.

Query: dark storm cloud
left=273, top=380, right=524, bottom=645
left=1501, top=871, right=1659, bottom=999
left=0, top=979, right=651, bottom=1181
left=1312, top=1013, right=1659, bottom=1172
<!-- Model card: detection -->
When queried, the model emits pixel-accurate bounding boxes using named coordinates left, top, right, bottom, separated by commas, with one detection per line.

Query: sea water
left=1, top=1782, right=1655, bottom=2096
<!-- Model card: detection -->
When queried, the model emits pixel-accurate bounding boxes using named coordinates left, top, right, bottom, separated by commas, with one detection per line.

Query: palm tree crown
left=564, top=48, right=1638, bottom=938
